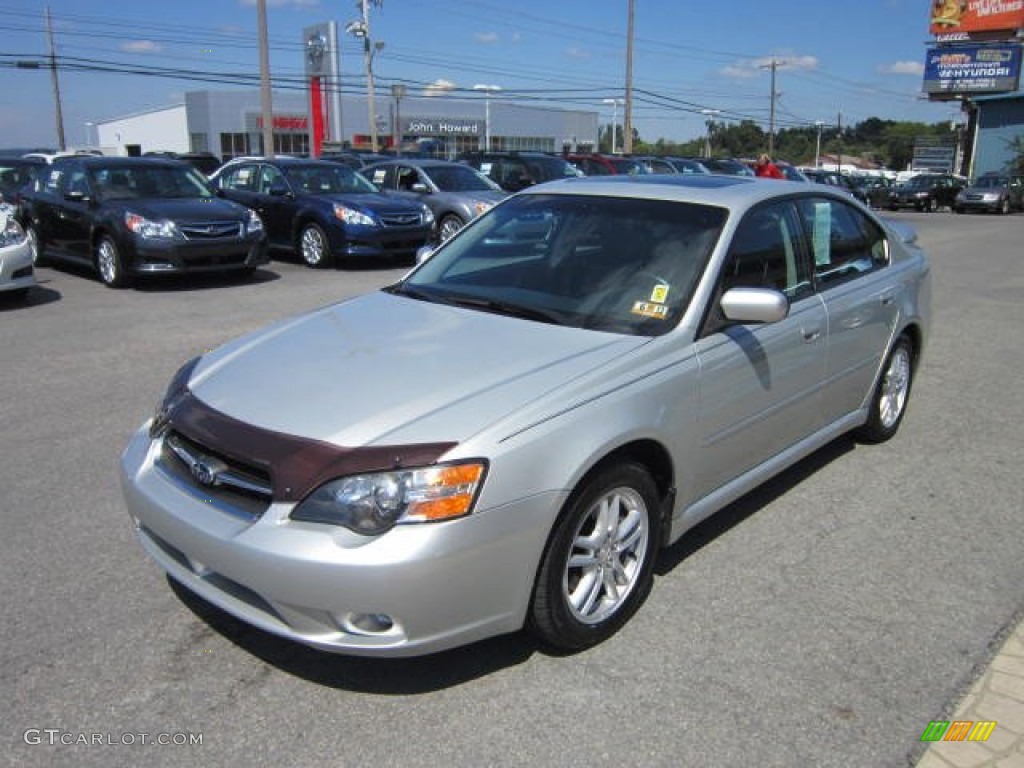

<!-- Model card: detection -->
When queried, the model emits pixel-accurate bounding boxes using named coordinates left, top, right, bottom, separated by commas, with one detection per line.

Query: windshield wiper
left=446, top=295, right=562, bottom=325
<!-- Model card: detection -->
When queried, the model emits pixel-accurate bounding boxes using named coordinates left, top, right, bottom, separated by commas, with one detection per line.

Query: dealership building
left=923, top=6, right=1023, bottom=177
left=89, top=88, right=600, bottom=160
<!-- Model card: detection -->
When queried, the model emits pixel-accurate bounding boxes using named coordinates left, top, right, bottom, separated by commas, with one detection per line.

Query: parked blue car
left=210, top=157, right=435, bottom=267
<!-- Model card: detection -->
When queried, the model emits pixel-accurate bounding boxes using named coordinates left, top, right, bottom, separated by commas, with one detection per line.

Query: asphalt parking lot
left=3, top=212, right=1022, bottom=768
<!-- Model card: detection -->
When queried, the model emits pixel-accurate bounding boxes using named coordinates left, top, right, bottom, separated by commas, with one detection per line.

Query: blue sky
left=0, top=0, right=955, bottom=150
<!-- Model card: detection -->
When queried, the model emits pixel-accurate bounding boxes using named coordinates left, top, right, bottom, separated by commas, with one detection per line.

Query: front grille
left=155, top=430, right=272, bottom=519
left=379, top=212, right=425, bottom=227
left=178, top=220, right=243, bottom=240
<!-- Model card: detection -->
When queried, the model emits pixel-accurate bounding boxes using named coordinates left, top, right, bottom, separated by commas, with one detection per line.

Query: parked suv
left=20, top=156, right=268, bottom=288
left=564, top=153, right=650, bottom=176
left=459, top=151, right=581, bottom=191
left=210, top=157, right=434, bottom=267
left=887, top=173, right=965, bottom=212
left=953, top=173, right=1024, bottom=214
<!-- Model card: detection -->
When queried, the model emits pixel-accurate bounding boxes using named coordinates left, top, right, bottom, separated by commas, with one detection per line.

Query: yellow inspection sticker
left=631, top=301, right=669, bottom=320
left=650, top=284, right=669, bottom=303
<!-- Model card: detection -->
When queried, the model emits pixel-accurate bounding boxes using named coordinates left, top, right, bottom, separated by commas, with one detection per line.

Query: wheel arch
left=565, top=438, right=677, bottom=548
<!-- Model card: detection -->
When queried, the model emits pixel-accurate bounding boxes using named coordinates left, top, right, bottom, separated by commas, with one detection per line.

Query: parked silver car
left=361, top=159, right=506, bottom=241
left=121, top=175, right=931, bottom=657
left=0, top=202, right=35, bottom=300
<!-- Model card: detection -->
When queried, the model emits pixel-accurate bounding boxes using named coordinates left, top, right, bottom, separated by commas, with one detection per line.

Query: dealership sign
left=403, top=117, right=481, bottom=136
left=923, top=44, right=1022, bottom=94
left=929, top=1, right=1024, bottom=36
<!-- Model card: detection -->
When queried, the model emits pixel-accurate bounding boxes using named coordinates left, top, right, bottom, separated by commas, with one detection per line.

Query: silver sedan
left=362, top=158, right=507, bottom=241
left=121, top=175, right=930, bottom=657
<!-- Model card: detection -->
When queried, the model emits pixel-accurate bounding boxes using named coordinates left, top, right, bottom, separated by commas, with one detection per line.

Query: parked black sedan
left=210, top=157, right=434, bottom=267
left=19, top=156, right=268, bottom=288
left=887, top=173, right=965, bottom=212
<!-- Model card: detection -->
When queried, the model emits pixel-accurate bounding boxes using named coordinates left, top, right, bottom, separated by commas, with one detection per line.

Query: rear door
left=793, top=196, right=899, bottom=420
left=48, top=160, right=94, bottom=265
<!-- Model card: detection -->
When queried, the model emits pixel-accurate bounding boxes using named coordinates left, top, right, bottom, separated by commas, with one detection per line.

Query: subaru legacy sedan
left=211, top=158, right=435, bottom=267
left=121, top=175, right=931, bottom=657
left=21, top=157, right=268, bottom=288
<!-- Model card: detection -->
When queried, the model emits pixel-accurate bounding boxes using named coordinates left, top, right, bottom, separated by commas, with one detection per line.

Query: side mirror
left=268, top=184, right=290, bottom=197
left=410, top=182, right=430, bottom=194
left=720, top=287, right=789, bottom=324
left=64, top=190, right=89, bottom=202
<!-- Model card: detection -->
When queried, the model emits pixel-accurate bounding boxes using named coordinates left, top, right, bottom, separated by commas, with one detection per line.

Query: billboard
left=923, top=44, right=1022, bottom=95
left=929, top=1, right=1024, bottom=36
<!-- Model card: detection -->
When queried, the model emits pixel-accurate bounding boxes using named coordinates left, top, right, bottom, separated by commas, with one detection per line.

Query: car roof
left=52, top=155, right=187, bottom=168
left=519, top=173, right=844, bottom=210
left=363, top=158, right=464, bottom=168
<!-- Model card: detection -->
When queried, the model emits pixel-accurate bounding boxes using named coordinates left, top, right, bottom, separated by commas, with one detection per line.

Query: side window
left=223, top=165, right=256, bottom=192
left=62, top=166, right=90, bottom=197
left=796, top=197, right=887, bottom=289
left=721, top=202, right=811, bottom=300
left=44, top=168, right=63, bottom=194
left=258, top=164, right=286, bottom=194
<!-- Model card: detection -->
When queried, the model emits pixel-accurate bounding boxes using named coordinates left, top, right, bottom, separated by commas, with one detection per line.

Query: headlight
left=981, top=193, right=999, bottom=202
left=291, top=460, right=487, bottom=535
left=245, top=208, right=264, bottom=235
left=334, top=203, right=376, bottom=227
left=0, top=214, right=26, bottom=247
left=472, top=201, right=494, bottom=217
left=421, top=205, right=434, bottom=224
left=125, top=211, right=178, bottom=239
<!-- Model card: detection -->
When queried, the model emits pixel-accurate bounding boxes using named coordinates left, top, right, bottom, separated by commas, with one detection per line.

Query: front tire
left=856, top=335, right=914, bottom=444
left=26, top=224, right=47, bottom=267
left=529, top=462, right=662, bottom=652
left=438, top=214, right=465, bottom=242
left=96, top=236, right=130, bottom=288
left=298, top=223, right=333, bottom=268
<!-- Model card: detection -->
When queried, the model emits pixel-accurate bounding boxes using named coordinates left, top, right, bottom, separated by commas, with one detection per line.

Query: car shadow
left=169, top=577, right=537, bottom=693
left=0, top=282, right=61, bottom=309
left=656, top=435, right=856, bottom=574
left=133, top=268, right=281, bottom=293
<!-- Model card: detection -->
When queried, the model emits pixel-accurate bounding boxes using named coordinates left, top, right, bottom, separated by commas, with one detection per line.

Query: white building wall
left=94, top=105, right=188, bottom=156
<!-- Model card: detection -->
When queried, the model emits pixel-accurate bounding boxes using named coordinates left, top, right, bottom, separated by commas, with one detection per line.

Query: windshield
left=397, top=193, right=727, bottom=336
left=607, top=158, right=649, bottom=175
left=975, top=176, right=1007, bottom=189
left=0, top=162, right=41, bottom=194
left=91, top=164, right=214, bottom=200
left=525, top=156, right=582, bottom=182
left=286, top=164, right=379, bottom=194
left=425, top=165, right=499, bottom=192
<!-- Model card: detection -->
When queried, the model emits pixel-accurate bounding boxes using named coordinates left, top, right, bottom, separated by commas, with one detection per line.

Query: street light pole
left=814, top=120, right=825, bottom=168
left=603, top=98, right=623, bottom=154
left=473, top=84, right=501, bottom=150
left=347, top=0, right=384, bottom=152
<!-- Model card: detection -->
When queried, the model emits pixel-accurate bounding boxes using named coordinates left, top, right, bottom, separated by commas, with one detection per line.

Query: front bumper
left=954, top=197, right=1004, bottom=212
left=120, top=426, right=560, bottom=657
left=329, top=225, right=434, bottom=259
left=127, top=235, right=269, bottom=276
left=0, top=240, right=35, bottom=293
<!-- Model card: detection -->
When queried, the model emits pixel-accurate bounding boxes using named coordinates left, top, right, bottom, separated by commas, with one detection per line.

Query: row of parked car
left=1, top=148, right=1019, bottom=297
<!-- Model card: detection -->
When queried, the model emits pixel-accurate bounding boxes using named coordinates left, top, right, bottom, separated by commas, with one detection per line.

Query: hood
left=188, top=291, right=645, bottom=448
left=307, top=191, right=425, bottom=216
left=116, top=197, right=247, bottom=221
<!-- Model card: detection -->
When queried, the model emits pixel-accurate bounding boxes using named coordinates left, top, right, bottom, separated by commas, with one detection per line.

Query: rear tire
left=855, top=335, right=914, bottom=444
left=529, top=462, right=661, bottom=652
left=438, top=214, right=465, bottom=242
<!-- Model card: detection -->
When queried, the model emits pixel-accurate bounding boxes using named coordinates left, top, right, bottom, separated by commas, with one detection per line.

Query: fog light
left=344, top=612, right=395, bottom=635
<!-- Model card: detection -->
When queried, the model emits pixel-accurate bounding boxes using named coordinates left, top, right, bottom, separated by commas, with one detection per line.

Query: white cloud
left=721, top=53, right=819, bottom=79
left=879, top=60, right=925, bottom=75
left=475, top=31, right=499, bottom=44
left=566, top=47, right=590, bottom=59
left=423, top=79, right=456, bottom=97
left=121, top=40, right=162, bottom=54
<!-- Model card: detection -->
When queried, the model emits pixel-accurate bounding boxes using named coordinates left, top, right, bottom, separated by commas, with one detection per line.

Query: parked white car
left=0, top=203, right=35, bottom=300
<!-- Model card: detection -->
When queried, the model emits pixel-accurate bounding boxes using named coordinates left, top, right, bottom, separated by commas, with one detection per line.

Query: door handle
left=801, top=327, right=821, bottom=342
left=880, top=293, right=895, bottom=306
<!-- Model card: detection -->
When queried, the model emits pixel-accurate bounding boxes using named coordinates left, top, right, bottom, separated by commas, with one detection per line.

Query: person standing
left=754, top=153, right=784, bottom=179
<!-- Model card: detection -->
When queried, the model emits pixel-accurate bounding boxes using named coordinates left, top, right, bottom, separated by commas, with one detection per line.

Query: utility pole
left=766, top=59, right=778, bottom=158
left=347, top=0, right=384, bottom=152
left=623, top=0, right=634, bottom=154
left=45, top=6, right=66, bottom=151
left=257, top=0, right=274, bottom=158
